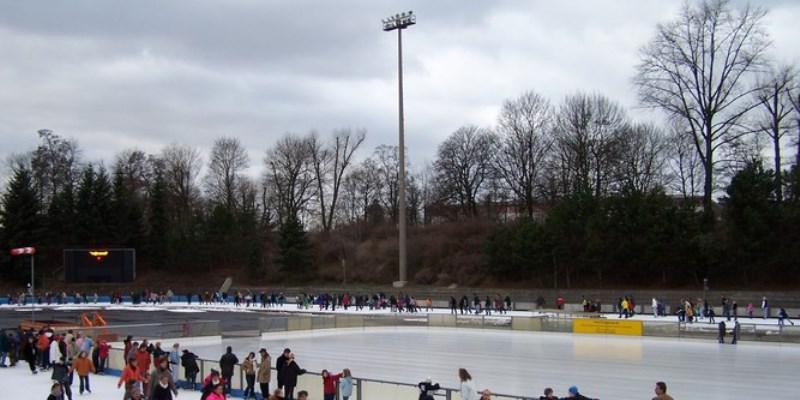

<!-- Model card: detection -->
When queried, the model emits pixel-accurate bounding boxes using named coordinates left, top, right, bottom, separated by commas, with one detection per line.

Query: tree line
left=1, top=0, right=799, bottom=287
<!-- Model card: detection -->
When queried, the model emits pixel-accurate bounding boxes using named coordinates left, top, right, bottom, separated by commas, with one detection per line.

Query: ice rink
left=186, top=327, right=799, bottom=399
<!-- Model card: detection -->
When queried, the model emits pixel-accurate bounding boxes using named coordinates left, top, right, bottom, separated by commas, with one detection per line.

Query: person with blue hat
left=563, top=385, right=594, bottom=400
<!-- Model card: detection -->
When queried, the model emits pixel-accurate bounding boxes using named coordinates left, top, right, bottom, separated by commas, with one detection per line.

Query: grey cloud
left=0, top=0, right=798, bottom=180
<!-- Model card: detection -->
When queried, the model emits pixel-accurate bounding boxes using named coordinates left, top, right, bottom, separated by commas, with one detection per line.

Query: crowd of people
left=0, top=323, right=683, bottom=400
left=448, top=294, right=513, bottom=315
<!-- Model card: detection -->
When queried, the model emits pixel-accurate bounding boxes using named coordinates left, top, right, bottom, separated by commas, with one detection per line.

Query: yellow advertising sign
left=573, top=318, right=643, bottom=336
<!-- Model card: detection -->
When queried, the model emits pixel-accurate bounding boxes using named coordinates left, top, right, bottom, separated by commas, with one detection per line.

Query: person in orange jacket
left=72, top=351, right=95, bottom=394
left=36, top=332, right=50, bottom=370
left=134, top=344, right=152, bottom=395
left=118, top=357, right=147, bottom=399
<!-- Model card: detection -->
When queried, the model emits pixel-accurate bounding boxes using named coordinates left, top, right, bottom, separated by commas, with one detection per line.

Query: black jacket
left=418, top=382, right=440, bottom=400
left=151, top=384, right=174, bottom=400
left=181, top=352, right=199, bottom=375
left=282, top=360, right=306, bottom=387
left=219, top=352, right=239, bottom=377
left=276, top=354, right=288, bottom=386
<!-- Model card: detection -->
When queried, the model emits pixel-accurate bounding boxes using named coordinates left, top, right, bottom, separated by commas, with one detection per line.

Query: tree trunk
left=703, top=129, right=715, bottom=229
left=774, top=134, right=783, bottom=203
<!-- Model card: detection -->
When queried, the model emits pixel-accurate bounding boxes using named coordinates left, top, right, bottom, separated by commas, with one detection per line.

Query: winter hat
left=568, top=386, right=578, bottom=395
left=259, top=348, right=267, bottom=354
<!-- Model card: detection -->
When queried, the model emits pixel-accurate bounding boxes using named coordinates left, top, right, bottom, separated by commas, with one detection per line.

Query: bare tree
left=161, top=144, right=202, bottom=210
left=667, top=123, right=705, bottom=201
left=493, top=91, right=554, bottom=217
left=434, top=125, right=496, bottom=216
left=113, top=149, right=153, bottom=198
left=264, top=134, right=316, bottom=225
left=339, top=157, right=381, bottom=225
left=206, top=137, right=249, bottom=210
left=755, top=66, right=797, bottom=201
left=30, top=129, right=81, bottom=205
left=788, top=72, right=800, bottom=166
left=310, top=129, right=366, bottom=231
left=374, top=145, right=402, bottom=221
left=554, top=93, right=627, bottom=197
left=618, top=122, right=669, bottom=193
left=634, top=0, right=770, bottom=224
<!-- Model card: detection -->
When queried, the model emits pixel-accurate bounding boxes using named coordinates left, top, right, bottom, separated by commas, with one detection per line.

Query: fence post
left=356, top=378, right=362, bottom=400
left=446, top=388, right=452, bottom=400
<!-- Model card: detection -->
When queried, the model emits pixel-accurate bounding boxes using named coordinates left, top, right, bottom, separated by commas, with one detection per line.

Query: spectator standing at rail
left=556, top=295, right=564, bottom=310
left=761, top=296, right=769, bottom=319
left=181, top=349, right=200, bottom=390
left=718, top=321, right=726, bottom=343
left=538, top=387, right=558, bottom=399
left=652, top=381, right=674, bottom=400
left=242, top=351, right=257, bottom=399
left=458, top=368, right=480, bottom=400
left=283, top=353, right=307, bottom=400
left=747, top=302, right=754, bottom=318
left=652, top=298, right=658, bottom=318
left=564, top=385, right=593, bottom=399
left=322, top=368, right=343, bottom=400
left=276, top=348, right=291, bottom=391
left=418, top=378, right=440, bottom=400
left=258, top=348, right=272, bottom=398
left=340, top=368, right=353, bottom=400
left=219, top=346, right=239, bottom=395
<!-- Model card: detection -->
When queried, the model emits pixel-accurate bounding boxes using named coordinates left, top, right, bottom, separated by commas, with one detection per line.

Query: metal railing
left=106, top=346, right=530, bottom=400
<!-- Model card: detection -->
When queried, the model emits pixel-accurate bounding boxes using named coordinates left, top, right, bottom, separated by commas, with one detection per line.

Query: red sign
left=10, top=247, right=36, bottom=256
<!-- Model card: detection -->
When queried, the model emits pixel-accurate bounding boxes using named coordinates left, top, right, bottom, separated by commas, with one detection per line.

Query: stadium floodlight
left=382, top=11, right=415, bottom=287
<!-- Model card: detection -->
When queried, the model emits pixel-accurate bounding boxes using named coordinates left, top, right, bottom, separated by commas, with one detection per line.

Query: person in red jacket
left=321, top=369, right=343, bottom=400
left=97, top=340, right=110, bottom=374
left=134, top=344, right=152, bottom=395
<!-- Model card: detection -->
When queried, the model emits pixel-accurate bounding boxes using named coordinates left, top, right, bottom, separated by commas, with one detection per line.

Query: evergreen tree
left=723, top=160, right=779, bottom=282
left=0, top=165, right=43, bottom=281
left=75, top=165, right=96, bottom=243
left=46, top=183, right=76, bottom=247
left=276, top=216, right=312, bottom=281
left=92, top=166, right=115, bottom=242
left=111, top=169, right=143, bottom=247
left=147, top=169, right=170, bottom=268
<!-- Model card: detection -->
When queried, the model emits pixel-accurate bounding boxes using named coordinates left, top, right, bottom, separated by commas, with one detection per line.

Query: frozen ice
left=184, top=327, right=800, bottom=400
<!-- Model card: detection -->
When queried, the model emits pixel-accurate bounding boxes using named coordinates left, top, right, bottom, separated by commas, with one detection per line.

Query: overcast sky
left=1, top=0, right=799, bottom=182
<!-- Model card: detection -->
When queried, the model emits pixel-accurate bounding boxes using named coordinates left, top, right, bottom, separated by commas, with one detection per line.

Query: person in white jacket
left=458, top=368, right=479, bottom=400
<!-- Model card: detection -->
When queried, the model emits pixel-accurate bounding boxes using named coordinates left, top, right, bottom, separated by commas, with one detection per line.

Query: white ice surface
left=0, top=362, right=129, bottom=400
left=183, top=327, right=800, bottom=400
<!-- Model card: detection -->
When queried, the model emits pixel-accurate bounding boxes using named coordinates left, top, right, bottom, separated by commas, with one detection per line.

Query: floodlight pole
left=383, top=11, right=415, bottom=287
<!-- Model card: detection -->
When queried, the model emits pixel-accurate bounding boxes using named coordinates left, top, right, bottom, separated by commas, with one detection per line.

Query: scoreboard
left=63, top=248, right=136, bottom=283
